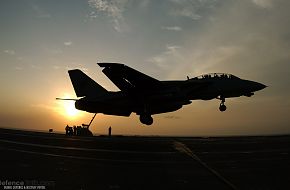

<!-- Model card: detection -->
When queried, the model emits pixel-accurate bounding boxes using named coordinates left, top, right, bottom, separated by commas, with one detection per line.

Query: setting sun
left=63, top=100, right=79, bottom=117
left=56, top=94, right=83, bottom=120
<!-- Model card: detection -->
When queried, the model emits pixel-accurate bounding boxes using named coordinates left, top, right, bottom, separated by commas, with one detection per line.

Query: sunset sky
left=0, top=0, right=289, bottom=136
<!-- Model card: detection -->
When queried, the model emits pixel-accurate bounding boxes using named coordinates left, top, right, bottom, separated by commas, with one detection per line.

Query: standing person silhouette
left=73, top=126, right=76, bottom=136
left=65, top=125, right=69, bottom=135
left=108, top=126, right=112, bottom=137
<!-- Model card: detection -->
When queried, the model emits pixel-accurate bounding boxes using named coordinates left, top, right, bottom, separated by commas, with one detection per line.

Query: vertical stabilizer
left=68, top=69, right=108, bottom=97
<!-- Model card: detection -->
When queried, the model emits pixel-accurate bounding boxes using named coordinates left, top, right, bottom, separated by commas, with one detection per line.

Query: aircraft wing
left=98, top=63, right=161, bottom=91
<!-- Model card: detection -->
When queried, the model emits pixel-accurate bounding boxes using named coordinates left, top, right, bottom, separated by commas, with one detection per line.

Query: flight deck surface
left=0, top=128, right=289, bottom=190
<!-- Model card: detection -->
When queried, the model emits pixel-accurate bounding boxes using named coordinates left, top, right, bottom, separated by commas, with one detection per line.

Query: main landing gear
left=219, top=97, right=227, bottom=112
left=139, top=114, right=153, bottom=125
left=139, top=103, right=153, bottom=125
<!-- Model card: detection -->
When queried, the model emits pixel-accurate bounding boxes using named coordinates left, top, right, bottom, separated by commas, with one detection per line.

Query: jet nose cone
left=255, top=82, right=267, bottom=91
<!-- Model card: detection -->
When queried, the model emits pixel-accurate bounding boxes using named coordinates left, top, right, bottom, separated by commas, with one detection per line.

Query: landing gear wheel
left=140, top=115, right=153, bottom=125
left=219, top=104, right=227, bottom=112
left=218, top=96, right=227, bottom=112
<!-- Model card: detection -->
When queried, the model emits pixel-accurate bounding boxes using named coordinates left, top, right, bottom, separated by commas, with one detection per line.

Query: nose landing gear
left=219, top=103, right=227, bottom=112
left=219, top=97, right=227, bottom=112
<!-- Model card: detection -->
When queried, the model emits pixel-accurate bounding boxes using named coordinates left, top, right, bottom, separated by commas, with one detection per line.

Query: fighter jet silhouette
left=57, top=63, right=266, bottom=125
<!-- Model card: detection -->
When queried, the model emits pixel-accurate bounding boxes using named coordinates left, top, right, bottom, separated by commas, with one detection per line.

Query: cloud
left=3, top=49, right=15, bottom=55
left=149, top=45, right=182, bottom=64
left=64, top=41, right=73, bottom=46
left=172, top=8, right=201, bottom=20
left=52, top=65, right=60, bottom=70
left=15, top=66, right=23, bottom=70
left=31, top=3, right=51, bottom=18
left=252, top=0, right=273, bottom=8
left=169, top=0, right=217, bottom=20
left=42, top=45, right=63, bottom=54
left=139, top=0, right=150, bottom=8
left=162, top=26, right=182, bottom=31
left=148, top=45, right=189, bottom=79
left=88, top=0, right=129, bottom=32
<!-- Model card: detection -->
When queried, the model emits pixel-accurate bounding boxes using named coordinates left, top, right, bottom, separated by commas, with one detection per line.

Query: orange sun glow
left=57, top=94, right=83, bottom=119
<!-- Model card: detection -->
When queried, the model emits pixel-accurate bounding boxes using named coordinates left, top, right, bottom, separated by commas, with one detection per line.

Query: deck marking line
left=0, top=146, right=181, bottom=164
left=0, top=139, right=175, bottom=154
left=173, top=141, right=238, bottom=190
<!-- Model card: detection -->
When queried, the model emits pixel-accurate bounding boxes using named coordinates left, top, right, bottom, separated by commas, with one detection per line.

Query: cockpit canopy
left=191, top=73, right=239, bottom=80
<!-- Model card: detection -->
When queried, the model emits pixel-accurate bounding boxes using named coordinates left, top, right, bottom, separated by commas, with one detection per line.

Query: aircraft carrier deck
left=0, top=127, right=289, bottom=190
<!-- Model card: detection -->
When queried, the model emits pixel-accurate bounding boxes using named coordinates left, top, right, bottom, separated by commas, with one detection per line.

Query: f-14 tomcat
left=57, top=63, right=266, bottom=125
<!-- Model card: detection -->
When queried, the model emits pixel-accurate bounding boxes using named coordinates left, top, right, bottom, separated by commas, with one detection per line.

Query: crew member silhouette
left=73, top=126, right=76, bottom=136
left=65, top=125, right=69, bottom=135
left=108, top=126, right=112, bottom=137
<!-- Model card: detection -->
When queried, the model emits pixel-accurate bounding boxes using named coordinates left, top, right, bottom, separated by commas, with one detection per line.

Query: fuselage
left=63, top=63, right=267, bottom=125
left=75, top=73, right=266, bottom=116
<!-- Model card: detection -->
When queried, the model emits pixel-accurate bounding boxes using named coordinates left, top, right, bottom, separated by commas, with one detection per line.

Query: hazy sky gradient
left=0, top=0, right=289, bottom=136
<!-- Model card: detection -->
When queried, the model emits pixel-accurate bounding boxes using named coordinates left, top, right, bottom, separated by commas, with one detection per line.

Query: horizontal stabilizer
left=55, top=98, right=79, bottom=101
left=97, top=62, right=160, bottom=91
